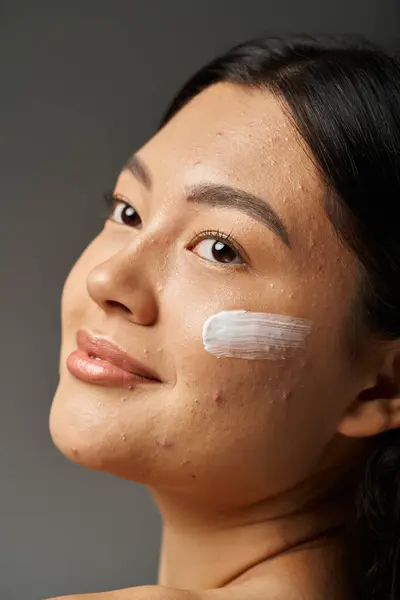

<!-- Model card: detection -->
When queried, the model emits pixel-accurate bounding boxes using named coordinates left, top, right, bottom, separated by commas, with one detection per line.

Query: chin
left=48, top=381, right=163, bottom=484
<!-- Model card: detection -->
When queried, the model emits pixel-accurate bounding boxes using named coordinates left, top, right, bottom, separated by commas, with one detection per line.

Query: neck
left=150, top=467, right=357, bottom=590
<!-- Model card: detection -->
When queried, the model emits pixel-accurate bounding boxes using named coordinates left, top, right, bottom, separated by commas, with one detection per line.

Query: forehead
left=139, top=82, right=337, bottom=261
left=155, top=82, right=313, bottom=187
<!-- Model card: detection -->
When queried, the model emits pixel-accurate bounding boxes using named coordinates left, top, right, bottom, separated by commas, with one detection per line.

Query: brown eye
left=110, top=199, right=142, bottom=228
left=192, top=238, right=243, bottom=264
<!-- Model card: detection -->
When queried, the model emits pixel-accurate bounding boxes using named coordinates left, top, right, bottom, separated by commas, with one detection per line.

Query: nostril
left=100, top=295, right=158, bottom=326
left=106, top=300, right=130, bottom=313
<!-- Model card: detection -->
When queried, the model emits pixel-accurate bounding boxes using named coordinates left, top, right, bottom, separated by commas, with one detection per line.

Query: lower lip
left=66, top=349, right=157, bottom=389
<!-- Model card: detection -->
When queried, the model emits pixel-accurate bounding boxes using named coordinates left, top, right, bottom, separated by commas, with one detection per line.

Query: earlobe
left=337, top=397, right=395, bottom=438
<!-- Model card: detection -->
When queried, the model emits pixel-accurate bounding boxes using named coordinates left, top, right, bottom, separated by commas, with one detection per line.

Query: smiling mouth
left=65, top=329, right=162, bottom=389
left=86, top=350, right=160, bottom=380
left=66, top=348, right=160, bottom=388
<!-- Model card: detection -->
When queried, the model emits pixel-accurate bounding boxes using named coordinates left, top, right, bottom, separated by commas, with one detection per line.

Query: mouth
left=66, top=329, right=162, bottom=389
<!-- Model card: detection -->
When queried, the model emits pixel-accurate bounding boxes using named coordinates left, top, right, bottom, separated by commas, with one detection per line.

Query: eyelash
left=103, top=190, right=124, bottom=213
left=188, top=229, right=246, bottom=262
left=102, top=191, right=248, bottom=265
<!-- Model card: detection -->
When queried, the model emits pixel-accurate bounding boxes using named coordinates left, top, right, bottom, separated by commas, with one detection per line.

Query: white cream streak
left=202, top=310, right=312, bottom=360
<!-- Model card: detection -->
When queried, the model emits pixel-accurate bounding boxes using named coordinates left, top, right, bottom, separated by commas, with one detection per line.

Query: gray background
left=1, top=2, right=399, bottom=599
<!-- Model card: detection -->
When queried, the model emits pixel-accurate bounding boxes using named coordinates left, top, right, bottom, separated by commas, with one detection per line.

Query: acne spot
left=143, top=348, right=148, bottom=355
left=191, top=474, right=197, bottom=478
left=156, top=436, right=175, bottom=449
left=120, top=397, right=128, bottom=403
left=266, top=133, right=279, bottom=146
left=121, top=433, right=127, bottom=441
left=213, top=390, right=224, bottom=405
left=282, top=390, right=293, bottom=402
left=71, top=447, right=78, bottom=456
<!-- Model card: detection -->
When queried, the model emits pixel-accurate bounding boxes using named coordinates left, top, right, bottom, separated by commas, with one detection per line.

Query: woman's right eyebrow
left=123, top=154, right=290, bottom=248
left=123, top=154, right=152, bottom=190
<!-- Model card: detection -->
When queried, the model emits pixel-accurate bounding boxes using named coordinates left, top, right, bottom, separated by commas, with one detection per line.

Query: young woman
left=47, top=34, right=400, bottom=600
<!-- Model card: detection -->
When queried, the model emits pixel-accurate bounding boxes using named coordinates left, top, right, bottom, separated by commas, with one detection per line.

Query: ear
left=337, top=349, right=400, bottom=438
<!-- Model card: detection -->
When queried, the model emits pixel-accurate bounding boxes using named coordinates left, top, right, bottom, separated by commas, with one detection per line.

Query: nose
left=86, top=239, right=159, bottom=326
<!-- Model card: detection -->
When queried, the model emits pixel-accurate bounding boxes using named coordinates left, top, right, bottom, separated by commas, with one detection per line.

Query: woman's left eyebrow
left=123, top=154, right=290, bottom=248
left=186, top=182, right=290, bottom=248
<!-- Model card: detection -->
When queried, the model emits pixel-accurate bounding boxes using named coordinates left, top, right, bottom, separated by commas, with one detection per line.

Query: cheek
left=160, top=278, right=346, bottom=488
left=160, top=346, right=322, bottom=502
left=163, top=268, right=309, bottom=407
left=165, top=294, right=309, bottom=454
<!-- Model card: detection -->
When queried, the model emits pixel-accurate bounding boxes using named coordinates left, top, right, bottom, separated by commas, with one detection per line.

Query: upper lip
left=76, top=329, right=161, bottom=381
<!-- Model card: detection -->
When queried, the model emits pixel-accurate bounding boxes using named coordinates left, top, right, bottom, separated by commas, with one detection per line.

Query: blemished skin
left=47, top=82, right=400, bottom=600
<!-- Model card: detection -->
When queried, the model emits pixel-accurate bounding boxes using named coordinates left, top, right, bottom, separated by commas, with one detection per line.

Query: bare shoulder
left=43, top=552, right=353, bottom=600
left=44, top=585, right=204, bottom=600
left=42, top=578, right=321, bottom=600
left=43, top=580, right=279, bottom=600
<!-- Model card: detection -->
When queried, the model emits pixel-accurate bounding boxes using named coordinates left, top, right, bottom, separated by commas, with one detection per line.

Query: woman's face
left=50, top=82, right=363, bottom=507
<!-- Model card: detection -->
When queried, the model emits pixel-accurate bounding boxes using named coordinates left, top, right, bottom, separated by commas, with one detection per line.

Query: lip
left=66, top=329, right=161, bottom=389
